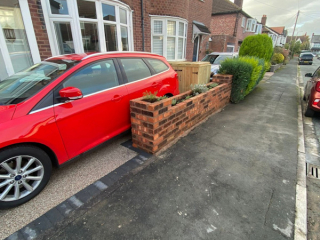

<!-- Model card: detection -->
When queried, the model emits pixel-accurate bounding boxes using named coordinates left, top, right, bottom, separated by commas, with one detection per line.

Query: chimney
left=234, top=0, right=243, bottom=8
left=261, top=15, right=267, bottom=26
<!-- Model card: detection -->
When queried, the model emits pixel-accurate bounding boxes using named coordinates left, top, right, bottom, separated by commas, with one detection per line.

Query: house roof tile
left=270, top=27, right=285, bottom=35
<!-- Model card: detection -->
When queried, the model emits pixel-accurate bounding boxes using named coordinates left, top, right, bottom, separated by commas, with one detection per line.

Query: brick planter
left=130, top=74, right=232, bottom=154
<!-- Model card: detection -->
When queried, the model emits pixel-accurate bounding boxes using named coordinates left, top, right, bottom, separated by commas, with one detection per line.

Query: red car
left=303, top=66, right=320, bottom=117
left=0, top=52, right=179, bottom=208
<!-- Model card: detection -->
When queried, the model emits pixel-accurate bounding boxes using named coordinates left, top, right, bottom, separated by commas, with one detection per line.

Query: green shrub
left=239, top=34, right=273, bottom=62
left=191, top=84, right=209, bottom=95
left=142, top=91, right=167, bottom=103
left=240, top=56, right=264, bottom=96
left=271, top=53, right=285, bottom=65
left=218, top=58, right=253, bottom=103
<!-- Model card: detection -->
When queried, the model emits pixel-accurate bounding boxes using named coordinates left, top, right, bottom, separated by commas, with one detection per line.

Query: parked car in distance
left=303, top=66, right=320, bottom=117
left=298, top=53, right=313, bottom=65
left=201, top=52, right=238, bottom=77
left=0, top=52, right=179, bottom=209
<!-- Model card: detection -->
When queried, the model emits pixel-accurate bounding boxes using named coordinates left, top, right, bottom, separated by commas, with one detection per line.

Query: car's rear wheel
left=304, top=103, right=314, bottom=117
left=0, top=145, right=52, bottom=209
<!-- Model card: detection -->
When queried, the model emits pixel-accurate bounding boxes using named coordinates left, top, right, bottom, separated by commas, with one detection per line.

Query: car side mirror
left=305, top=73, right=313, bottom=77
left=59, top=87, right=83, bottom=100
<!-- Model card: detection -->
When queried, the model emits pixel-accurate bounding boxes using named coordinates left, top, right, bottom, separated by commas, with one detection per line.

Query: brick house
left=209, top=0, right=261, bottom=53
left=0, top=0, right=212, bottom=80
left=261, top=15, right=287, bottom=47
left=311, top=34, right=320, bottom=53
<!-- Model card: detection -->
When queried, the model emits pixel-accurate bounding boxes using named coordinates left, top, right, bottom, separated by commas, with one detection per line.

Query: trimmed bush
left=218, top=58, right=252, bottom=103
left=240, top=56, right=265, bottom=96
left=271, top=53, right=284, bottom=65
left=239, top=34, right=273, bottom=62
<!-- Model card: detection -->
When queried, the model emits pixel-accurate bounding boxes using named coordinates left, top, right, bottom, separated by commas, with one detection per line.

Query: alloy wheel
left=0, top=155, right=44, bottom=202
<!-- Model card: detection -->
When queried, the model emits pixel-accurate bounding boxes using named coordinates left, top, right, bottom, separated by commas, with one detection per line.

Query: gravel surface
left=0, top=134, right=136, bottom=239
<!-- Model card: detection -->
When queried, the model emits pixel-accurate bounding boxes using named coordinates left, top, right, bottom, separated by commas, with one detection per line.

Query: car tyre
left=0, top=145, right=52, bottom=209
left=304, top=104, right=314, bottom=117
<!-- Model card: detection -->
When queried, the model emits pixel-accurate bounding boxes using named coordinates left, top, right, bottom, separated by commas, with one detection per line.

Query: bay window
left=42, top=0, right=133, bottom=56
left=151, top=17, right=187, bottom=61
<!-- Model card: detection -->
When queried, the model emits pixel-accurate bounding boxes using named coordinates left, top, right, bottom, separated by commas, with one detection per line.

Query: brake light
left=316, top=82, right=320, bottom=92
left=312, top=99, right=320, bottom=105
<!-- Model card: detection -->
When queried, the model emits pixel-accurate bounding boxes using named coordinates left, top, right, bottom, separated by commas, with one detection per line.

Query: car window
left=120, top=58, right=151, bottom=83
left=146, top=58, right=169, bottom=74
left=63, top=59, right=119, bottom=96
left=314, top=68, right=320, bottom=78
left=214, top=55, right=232, bottom=64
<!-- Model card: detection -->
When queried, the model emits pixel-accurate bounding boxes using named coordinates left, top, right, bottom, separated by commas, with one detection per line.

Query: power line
left=252, top=0, right=288, bottom=11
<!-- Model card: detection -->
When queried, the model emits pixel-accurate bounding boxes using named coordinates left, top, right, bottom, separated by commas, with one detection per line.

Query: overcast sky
left=232, top=0, right=320, bottom=38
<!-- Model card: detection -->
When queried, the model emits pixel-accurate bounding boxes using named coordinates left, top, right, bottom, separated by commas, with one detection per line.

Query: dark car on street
left=298, top=53, right=313, bottom=65
left=303, top=66, right=320, bottom=117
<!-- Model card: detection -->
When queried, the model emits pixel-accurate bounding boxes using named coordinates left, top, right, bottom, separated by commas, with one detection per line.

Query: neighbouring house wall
left=210, top=14, right=237, bottom=36
left=109, top=0, right=212, bottom=61
left=28, top=0, right=212, bottom=61
left=209, top=35, right=236, bottom=52
left=209, top=13, right=254, bottom=52
left=28, top=0, right=51, bottom=60
left=234, top=13, right=255, bottom=50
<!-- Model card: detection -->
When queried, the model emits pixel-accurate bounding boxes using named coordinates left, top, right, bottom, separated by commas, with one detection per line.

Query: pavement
left=42, top=60, right=301, bottom=240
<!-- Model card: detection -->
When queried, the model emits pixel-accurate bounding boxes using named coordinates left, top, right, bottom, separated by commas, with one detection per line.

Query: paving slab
left=48, top=61, right=299, bottom=240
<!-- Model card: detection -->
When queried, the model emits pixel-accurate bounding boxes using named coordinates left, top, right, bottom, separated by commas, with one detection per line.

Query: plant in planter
left=142, top=91, right=168, bottom=103
left=191, top=84, right=209, bottom=95
left=208, top=83, right=219, bottom=89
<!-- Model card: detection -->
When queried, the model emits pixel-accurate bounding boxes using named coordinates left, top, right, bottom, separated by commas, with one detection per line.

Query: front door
left=53, top=59, right=129, bottom=159
left=0, top=0, right=34, bottom=80
left=192, top=36, right=199, bottom=61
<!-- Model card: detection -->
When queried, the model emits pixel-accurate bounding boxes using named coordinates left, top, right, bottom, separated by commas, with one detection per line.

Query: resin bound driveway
left=48, top=61, right=299, bottom=239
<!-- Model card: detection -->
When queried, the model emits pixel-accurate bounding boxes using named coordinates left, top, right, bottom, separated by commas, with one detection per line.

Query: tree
left=239, top=34, right=273, bottom=62
left=288, top=40, right=301, bottom=55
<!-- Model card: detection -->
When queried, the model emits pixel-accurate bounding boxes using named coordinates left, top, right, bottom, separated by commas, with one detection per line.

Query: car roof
left=46, top=51, right=164, bottom=61
left=207, top=52, right=238, bottom=56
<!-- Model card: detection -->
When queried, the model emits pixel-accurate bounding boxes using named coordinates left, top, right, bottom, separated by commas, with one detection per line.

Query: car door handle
left=152, top=82, right=158, bottom=88
left=111, top=95, right=123, bottom=101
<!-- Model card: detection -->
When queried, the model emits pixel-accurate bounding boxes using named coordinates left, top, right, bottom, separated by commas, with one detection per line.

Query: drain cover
left=307, top=163, right=320, bottom=179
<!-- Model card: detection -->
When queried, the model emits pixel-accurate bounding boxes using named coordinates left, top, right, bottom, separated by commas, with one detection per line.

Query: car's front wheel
left=0, top=145, right=52, bottom=209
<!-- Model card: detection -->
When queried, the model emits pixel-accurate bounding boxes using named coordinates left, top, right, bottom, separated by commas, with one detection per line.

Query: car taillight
left=316, top=82, right=320, bottom=92
left=312, top=99, right=320, bottom=105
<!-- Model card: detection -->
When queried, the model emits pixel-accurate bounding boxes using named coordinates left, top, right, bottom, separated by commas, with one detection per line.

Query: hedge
left=239, top=34, right=273, bottom=62
left=218, top=58, right=252, bottom=103
left=240, top=56, right=265, bottom=96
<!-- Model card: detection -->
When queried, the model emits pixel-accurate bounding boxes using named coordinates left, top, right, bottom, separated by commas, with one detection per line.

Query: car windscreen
left=213, top=55, right=232, bottom=64
left=0, top=59, right=79, bottom=105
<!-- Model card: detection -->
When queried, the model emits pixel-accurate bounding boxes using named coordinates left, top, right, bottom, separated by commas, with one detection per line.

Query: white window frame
left=241, top=17, right=246, bottom=28
left=41, top=0, right=134, bottom=56
left=151, top=16, right=188, bottom=61
left=245, top=18, right=257, bottom=32
left=226, top=44, right=235, bottom=52
left=0, top=0, right=41, bottom=77
left=255, top=24, right=262, bottom=34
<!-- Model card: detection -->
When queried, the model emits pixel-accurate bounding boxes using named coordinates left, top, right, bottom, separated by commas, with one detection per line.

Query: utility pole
left=290, top=10, right=300, bottom=57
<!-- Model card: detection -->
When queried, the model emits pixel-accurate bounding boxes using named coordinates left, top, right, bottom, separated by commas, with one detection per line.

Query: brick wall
left=209, top=35, right=236, bottom=52
left=29, top=0, right=212, bottom=61
left=130, top=74, right=232, bottom=154
left=122, top=0, right=212, bottom=61
left=28, top=0, right=51, bottom=60
left=209, top=12, right=255, bottom=52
